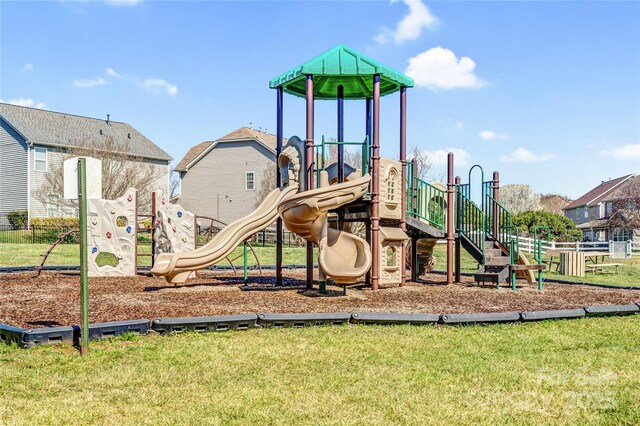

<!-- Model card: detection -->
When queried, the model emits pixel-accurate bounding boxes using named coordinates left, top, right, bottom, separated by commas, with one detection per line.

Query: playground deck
left=1, top=270, right=638, bottom=329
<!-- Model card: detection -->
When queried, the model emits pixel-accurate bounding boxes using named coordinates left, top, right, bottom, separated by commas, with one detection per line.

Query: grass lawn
left=0, top=316, right=638, bottom=424
left=0, top=243, right=312, bottom=268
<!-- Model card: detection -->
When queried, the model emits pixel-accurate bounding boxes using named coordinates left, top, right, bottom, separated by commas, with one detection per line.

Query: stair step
left=474, top=266, right=509, bottom=283
left=485, top=241, right=496, bottom=250
left=485, top=248, right=503, bottom=257
left=485, top=257, right=510, bottom=266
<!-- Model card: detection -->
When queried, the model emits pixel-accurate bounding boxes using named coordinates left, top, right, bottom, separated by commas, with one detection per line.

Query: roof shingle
left=563, top=174, right=634, bottom=210
left=0, top=102, right=172, bottom=161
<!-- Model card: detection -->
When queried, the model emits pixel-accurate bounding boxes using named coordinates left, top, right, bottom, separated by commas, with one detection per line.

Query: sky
left=1, top=0, right=639, bottom=199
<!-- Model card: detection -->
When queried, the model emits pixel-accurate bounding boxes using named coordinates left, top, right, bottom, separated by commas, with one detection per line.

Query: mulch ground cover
left=1, top=270, right=638, bottom=328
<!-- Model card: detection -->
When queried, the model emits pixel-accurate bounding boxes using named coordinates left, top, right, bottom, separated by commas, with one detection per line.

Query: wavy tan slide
left=151, top=184, right=299, bottom=283
left=278, top=172, right=372, bottom=284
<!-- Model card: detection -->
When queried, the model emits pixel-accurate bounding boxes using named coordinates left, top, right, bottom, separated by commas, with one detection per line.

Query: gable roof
left=563, top=174, right=634, bottom=210
left=0, top=102, right=172, bottom=162
left=176, top=127, right=285, bottom=172
left=269, top=44, right=414, bottom=99
left=602, top=175, right=640, bottom=202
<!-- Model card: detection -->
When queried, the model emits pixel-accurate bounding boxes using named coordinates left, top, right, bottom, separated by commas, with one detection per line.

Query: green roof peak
left=269, top=44, right=414, bottom=100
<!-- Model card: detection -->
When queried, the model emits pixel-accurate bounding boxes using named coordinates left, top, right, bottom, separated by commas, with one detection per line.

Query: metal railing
left=313, top=135, right=370, bottom=185
left=484, top=193, right=513, bottom=249
left=457, top=191, right=485, bottom=261
left=406, top=161, right=446, bottom=232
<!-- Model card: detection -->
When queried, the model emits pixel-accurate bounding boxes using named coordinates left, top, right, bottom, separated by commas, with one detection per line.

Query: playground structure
left=153, top=190, right=195, bottom=256
left=151, top=44, right=546, bottom=291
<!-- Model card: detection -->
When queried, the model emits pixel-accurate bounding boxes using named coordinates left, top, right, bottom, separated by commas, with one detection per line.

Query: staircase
left=474, top=241, right=510, bottom=285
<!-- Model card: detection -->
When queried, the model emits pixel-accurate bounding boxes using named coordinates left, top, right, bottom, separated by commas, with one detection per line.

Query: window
left=245, top=171, right=255, bottom=190
left=612, top=229, right=631, bottom=242
left=386, top=246, right=396, bottom=267
left=583, top=208, right=588, bottom=219
left=387, top=170, right=396, bottom=201
left=34, top=147, right=47, bottom=171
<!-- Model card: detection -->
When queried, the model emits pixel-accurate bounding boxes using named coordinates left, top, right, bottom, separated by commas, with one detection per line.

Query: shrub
left=7, top=210, right=28, bottom=229
left=31, top=217, right=79, bottom=229
left=513, top=210, right=582, bottom=242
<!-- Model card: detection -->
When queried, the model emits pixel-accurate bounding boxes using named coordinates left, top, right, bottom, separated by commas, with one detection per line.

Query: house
left=0, top=102, right=172, bottom=226
left=563, top=174, right=637, bottom=241
left=176, top=127, right=281, bottom=224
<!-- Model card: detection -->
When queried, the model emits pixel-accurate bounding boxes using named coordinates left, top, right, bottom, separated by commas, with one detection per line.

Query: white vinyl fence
left=516, top=236, right=637, bottom=258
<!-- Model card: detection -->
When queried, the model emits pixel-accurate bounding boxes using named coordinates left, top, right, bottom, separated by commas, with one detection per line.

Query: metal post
left=150, top=191, right=156, bottom=268
left=243, top=241, right=248, bottom=285
left=337, top=85, right=344, bottom=183
left=446, top=153, right=454, bottom=285
left=305, top=75, right=314, bottom=289
left=537, top=241, right=543, bottom=291
left=371, top=74, right=381, bottom=290
left=454, top=176, right=461, bottom=283
left=493, top=171, right=499, bottom=240
left=399, top=86, right=407, bottom=287
left=365, top=96, right=372, bottom=288
left=77, top=158, right=89, bottom=355
left=276, top=87, right=284, bottom=285
left=410, top=237, right=418, bottom=282
left=510, top=238, right=516, bottom=291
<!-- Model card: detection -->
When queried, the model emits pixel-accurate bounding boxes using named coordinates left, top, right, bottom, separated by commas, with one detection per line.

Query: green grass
left=1, top=317, right=638, bottom=424
left=0, top=243, right=311, bottom=268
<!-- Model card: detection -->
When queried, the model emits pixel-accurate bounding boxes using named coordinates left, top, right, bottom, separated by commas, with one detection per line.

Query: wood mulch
left=1, top=270, right=638, bottom=329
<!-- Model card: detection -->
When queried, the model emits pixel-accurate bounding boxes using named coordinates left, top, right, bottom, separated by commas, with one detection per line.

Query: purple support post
left=371, top=75, right=381, bottom=291
left=365, top=96, right=372, bottom=288
left=276, top=87, right=284, bottom=285
left=493, top=171, right=500, bottom=240
left=454, top=175, right=461, bottom=283
left=446, top=152, right=455, bottom=285
left=337, top=85, right=344, bottom=183
left=399, top=86, right=407, bottom=287
left=305, top=75, right=314, bottom=289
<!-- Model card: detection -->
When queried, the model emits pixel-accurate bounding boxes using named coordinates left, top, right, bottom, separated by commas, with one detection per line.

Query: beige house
left=175, top=127, right=281, bottom=224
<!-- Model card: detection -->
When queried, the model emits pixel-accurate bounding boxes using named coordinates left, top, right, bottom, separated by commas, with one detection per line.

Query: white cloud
left=500, top=148, right=555, bottom=163
left=598, top=144, right=640, bottom=159
left=456, top=121, right=464, bottom=129
left=405, top=47, right=485, bottom=90
left=424, top=147, right=470, bottom=167
left=479, top=130, right=508, bottom=141
left=23, top=63, right=33, bottom=72
left=143, top=78, right=178, bottom=96
left=106, top=67, right=125, bottom=79
left=1, top=97, right=47, bottom=109
left=73, top=77, right=106, bottom=88
left=104, top=0, right=143, bottom=6
left=374, top=0, right=438, bottom=44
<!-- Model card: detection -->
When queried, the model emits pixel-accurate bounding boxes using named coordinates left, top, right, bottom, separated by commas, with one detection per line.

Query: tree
left=499, top=184, right=541, bottom=214
left=606, top=176, right=640, bottom=235
left=34, top=136, right=159, bottom=213
left=408, top=146, right=440, bottom=182
left=539, top=193, right=572, bottom=214
left=168, top=166, right=181, bottom=202
left=513, top=210, right=582, bottom=242
left=255, top=165, right=277, bottom=208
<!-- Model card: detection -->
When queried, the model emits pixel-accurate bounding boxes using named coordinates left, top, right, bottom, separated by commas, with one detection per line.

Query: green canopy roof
left=269, top=44, right=414, bottom=100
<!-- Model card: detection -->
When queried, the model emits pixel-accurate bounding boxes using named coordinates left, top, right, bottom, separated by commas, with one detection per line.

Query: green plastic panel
left=269, top=45, right=414, bottom=99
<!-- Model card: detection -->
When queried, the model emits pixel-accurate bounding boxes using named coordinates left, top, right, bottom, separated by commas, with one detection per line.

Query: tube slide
left=151, top=184, right=299, bottom=283
left=278, top=173, right=372, bottom=284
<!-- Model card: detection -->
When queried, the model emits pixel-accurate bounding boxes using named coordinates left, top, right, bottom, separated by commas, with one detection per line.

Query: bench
left=586, top=263, right=622, bottom=274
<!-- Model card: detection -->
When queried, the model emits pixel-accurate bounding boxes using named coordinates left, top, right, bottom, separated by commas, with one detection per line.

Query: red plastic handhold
left=172, top=225, right=177, bottom=232
left=127, top=194, right=133, bottom=202
left=106, top=231, right=112, bottom=239
left=156, top=219, right=161, bottom=225
left=161, top=197, right=166, bottom=205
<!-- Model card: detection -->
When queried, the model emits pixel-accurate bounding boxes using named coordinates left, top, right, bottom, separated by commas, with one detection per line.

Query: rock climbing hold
left=181, top=236, right=187, bottom=242
left=126, top=225, right=132, bottom=233
left=111, top=208, right=116, bottom=215
left=127, top=194, right=133, bottom=202
left=92, top=247, right=98, bottom=254
left=92, top=218, right=98, bottom=225
left=177, top=211, right=183, bottom=218
left=106, top=231, right=112, bottom=239
left=161, top=197, right=166, bottom=205
left=172, top=225, right=177, bottom=232
left=156, top=219, right=161, bottom=225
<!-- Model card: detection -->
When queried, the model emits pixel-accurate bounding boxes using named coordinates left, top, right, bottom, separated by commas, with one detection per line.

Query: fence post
left=628, top=240, right=632, bottom=258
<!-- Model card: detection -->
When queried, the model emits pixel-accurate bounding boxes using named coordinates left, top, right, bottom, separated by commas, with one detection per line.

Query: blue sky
left=2, top=0, right=638, bottom=198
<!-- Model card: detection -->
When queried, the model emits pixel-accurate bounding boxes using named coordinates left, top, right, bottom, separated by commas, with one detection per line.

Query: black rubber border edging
left=351, top=312, right=439, bottom=325
left=2, top=303, right=639, bottom=348
left=152, top=314, right=258, bottom=334
left=257, top=312, right=351, bottom=328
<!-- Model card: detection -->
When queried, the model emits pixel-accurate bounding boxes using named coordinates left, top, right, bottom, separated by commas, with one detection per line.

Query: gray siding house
left=563, top=174, right=636, bottom=241
left=0, top=102, right=172, bottom=226
left=176, top=127, right=280, bottom=224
